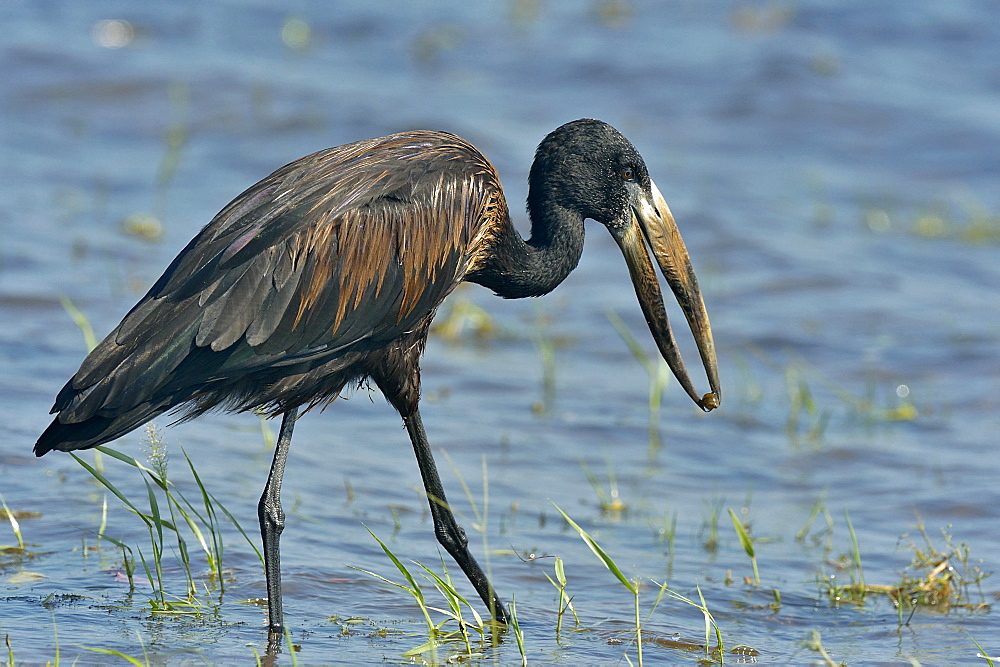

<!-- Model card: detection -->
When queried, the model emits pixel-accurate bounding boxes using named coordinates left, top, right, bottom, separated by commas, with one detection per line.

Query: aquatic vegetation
left=83, top=633, right=150, bottom=666
left=553, top=503, right=651, bottom=665
left=507, top=595, right=528, bottom=666
left=728, top=508, right=759, bottom=587
left=701, top=494, right=725, bottom=554
left=804, top=630, right=841, bottom=666
left=660, top=585, right=727, bottom=664
left=71, top=430, right=258, bottom=614
left=542, top=555, right=579, bottom=634
left=430, top=291, right=499, bottom=342
left=818, top=513, right=992, bottom=620
left=580, top=458, right=626, bottom=515
left=551, top=504, right=733, bottom=664
left=0, top=495, right=39, bottom=571
left=607, top=310, right=672, bottom=455
left=865, top=195, right=1000, bottom=245
left=351, top=527, right=496, bottom=663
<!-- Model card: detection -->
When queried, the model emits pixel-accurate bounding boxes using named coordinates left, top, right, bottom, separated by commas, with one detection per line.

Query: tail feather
left=34, top=403, right=170, bottom=456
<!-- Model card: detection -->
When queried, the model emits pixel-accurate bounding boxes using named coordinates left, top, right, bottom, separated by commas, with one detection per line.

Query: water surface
left=2, top=1, right=999, bottom=663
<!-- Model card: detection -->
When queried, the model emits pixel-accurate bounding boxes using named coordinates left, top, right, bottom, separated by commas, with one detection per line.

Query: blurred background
left=2, top=1, right=998, bottom=663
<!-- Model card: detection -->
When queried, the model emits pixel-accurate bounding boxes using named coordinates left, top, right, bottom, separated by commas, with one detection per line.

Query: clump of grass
left=701, top=495, right=725, bottom=554
left=784, top=364, right=830, bottom=445
left=0, top=495, right=43, bottom=572
left=865, top=195, right=1000, bottom=245
left=552, top=504, right=728, bottom=664
left=821, top=509, right=867, bottom=606
left=72, top=431, right=258, bottom=614
left=352, top=527, right=495, bottom=663
left=817, top=510, right=992, bottom=621
left=796, top=488, right=835, bottom=553
left=888, top=520, right=992, bottom=616
left=507, top=595, right=527, bottom=666
left=580, top=458, right=626, bottom=515
left=0, top=494, right=27, bottom=553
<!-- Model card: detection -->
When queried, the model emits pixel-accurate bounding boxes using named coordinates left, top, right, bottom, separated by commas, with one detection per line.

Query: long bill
left=611, top=180, right=721, bottom=411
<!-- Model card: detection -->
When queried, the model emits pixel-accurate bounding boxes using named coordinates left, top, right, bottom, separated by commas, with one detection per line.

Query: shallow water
left=2, top=0, right=999, bottom=663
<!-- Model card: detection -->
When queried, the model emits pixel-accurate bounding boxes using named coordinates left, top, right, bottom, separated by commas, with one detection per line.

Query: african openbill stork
left=35, top=118, right=720, bottom=633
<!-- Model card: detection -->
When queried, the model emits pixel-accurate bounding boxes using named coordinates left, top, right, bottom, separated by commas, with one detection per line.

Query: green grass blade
left=0, top=493, right=24, bottom=550
left=728, top=509, right=754, bottom=558
left=71, top=454, right=152, bottom=529
left=81, top=646, right=145, bottom=666
left=964, top=631, right=996, bottom=666
left=59, top=296, right=98, bottom=352
left=553, top=503, right=637, bottom=594
left=363, top=526, right=424, bottom=603
left=94, top=445, right=143, bottom=468
left=606, top=310, right=655, bottom=374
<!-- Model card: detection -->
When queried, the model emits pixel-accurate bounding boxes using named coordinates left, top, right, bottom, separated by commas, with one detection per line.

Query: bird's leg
left=259, top=406, right=298, bottom=638
left=401, top=408, right=509, bottom=623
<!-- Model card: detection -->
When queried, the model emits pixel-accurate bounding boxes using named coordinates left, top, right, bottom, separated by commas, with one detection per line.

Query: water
left=2, top=0, right=999, bottom=663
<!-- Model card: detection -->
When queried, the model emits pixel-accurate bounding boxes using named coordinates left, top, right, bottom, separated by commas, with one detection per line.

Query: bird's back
left=35, top=131, right=509, bottom=455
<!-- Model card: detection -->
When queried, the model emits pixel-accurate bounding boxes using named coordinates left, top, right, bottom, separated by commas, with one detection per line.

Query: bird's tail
left=34, top=404, right=170, bottom=456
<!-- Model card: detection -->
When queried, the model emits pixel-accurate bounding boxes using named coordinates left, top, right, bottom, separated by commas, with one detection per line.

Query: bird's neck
left=468, top=203, right=585, bottom=299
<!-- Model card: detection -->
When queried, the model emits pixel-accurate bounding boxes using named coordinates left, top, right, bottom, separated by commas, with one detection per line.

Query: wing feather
left=48, top=130, right=506, bottom=433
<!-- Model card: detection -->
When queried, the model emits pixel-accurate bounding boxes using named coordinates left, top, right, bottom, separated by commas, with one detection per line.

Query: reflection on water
left=2, top=0, right=998, bottom=663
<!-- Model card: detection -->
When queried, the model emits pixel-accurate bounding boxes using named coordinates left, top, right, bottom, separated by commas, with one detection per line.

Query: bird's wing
left=53, top=132, right=503, bottom=423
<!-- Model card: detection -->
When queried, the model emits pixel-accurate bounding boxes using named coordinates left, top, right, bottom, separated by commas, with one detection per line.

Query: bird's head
left=531, top=119, right=721, bottom=411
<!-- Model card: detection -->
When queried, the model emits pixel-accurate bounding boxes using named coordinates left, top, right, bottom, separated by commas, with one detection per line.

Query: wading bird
left=35, top=119, right=720, bottom=633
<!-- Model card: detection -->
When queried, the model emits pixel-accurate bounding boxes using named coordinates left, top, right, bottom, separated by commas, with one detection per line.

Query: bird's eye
left=620, top=167, right=635, bottom=181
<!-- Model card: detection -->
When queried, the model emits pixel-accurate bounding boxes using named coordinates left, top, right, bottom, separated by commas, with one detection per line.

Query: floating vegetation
left=819, top=514, right=991, bottom=619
